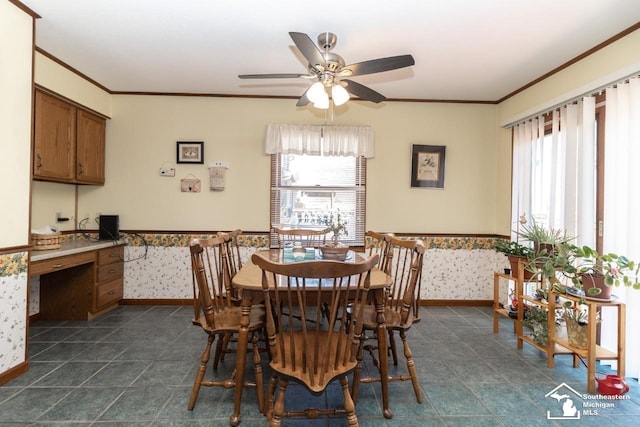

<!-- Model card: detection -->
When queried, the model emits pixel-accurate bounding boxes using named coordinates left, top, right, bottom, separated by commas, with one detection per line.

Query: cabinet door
left=33, top=91, right=76, bottom=181
left=76, top=109, right=106, bottom=184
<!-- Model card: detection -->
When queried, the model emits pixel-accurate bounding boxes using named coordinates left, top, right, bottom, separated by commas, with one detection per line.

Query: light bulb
left=332, top=84, right=350, bottom=106
left=306, top=82, right=326, bottom=103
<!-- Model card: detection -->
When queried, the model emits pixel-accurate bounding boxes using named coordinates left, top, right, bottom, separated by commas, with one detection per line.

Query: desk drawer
left=95, top=277, right=123, bottom=309
left=98, top=245, right=124, bottom=265
left=97, top=262, right=124, bottom=283
left=30, top=250, right=95, bottom=276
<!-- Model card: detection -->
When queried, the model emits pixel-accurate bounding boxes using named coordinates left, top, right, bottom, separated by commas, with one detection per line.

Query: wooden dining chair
left=219, top=229, right=244, bottom=304
left=206, top=230, right=244, bottom=368
left=272, top=226, right=331, bottom=249
left=216, top=229, right=270, bottom=368
left=252, top=252, right=379, bottom=426
left=351, top=237, right=425, bottom=418
left=272, top=226, right=333, bottom=322
left=366, top=230, right=394, bottom=273
left=188, top=237, right=266, bottom=424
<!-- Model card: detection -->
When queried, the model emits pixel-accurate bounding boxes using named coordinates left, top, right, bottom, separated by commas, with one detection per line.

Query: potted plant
left=495, top=239, right=534, bottom=279
left=516, top=218, right=574, bottom=258
left=562, top=300, right=598, bottom=349
left=528, top=239, right=640, bottom=301
left=563, top=244, right=640, bottom=300
left=320, top=210, right=349, bottom=260
left=521, top=305, right=561, bottom=347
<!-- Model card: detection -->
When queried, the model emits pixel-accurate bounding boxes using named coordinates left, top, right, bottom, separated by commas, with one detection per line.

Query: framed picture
left=411, top=144, right=446, bottom=188
left=176, top=141, right=204, bottom=164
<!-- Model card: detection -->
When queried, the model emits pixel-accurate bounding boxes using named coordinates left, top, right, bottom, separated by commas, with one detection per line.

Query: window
left=511, top=97, right=598, bottom=247
left=270, top=153, right=366, bottom=247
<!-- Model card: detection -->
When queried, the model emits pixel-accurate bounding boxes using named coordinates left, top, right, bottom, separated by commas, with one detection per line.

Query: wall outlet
left=159, top=167, right=175, bottom=177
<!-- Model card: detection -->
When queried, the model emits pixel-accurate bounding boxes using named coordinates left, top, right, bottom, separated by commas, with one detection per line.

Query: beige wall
left=499, top=29, right=640, bottom=127
left=74, top=95, right=502, bottom=234
left=33, top=28, right=640, bottom=238
left=0, top=0, right=33, bottom=380
left=0, top=2, right=33, bottom=248
left=35, top=53, right=112, bottom=117
left=33, top=53, right=507, bottom=236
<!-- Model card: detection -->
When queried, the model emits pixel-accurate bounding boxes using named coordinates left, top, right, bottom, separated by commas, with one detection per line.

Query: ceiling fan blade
left=296, top=88, right=311, bottom=107
left=289, top=32, right=326, bottom=68
left=238, top=73, right=308, bottom=79
left=342, top=79, right=386, bottom=103
left=342, top=54, right=415, bottom=77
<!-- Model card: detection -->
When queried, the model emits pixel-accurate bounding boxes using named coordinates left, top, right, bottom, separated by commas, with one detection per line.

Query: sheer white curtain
left=601, top=78, right=640, bottom=377
left=265, top=123, right=375, bottom=158
left=511, top=98, right=596, bottom=244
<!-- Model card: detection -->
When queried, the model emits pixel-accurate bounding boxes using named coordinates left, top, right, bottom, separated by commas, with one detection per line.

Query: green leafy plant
left=494, top=239, right=533, bottom=257
left=516, top=218, right=574, bottom=255
left=533, top=242, right=640, bottom=297
left=323, top=210, right=348, bottom=247
left=521, top=305, right=561, bottom=346
left=568, top=244, right=640, bottom=291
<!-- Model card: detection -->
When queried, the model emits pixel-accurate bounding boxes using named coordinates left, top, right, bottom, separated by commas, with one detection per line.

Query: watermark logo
left=545, top=382, right=630, bottom=420
left=545, top=383, right=582, bottom=420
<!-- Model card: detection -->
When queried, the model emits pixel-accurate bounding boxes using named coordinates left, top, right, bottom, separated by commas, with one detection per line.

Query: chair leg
left=266, top=373, right=278, bottom=422
left=188, top=334, right=214, bottom=410
left=400, top=330, right=422, bottom=403
left=271, top=378, right=288, bottom=427
left=351, top=332, right=365, bottom=403
left=251, top=332, right=264, bottom=413
left=388, top=329, right=398, bottom=366
left=341, top=376, right=359, bottom=427
left=213, top=332, right=226, bottom=369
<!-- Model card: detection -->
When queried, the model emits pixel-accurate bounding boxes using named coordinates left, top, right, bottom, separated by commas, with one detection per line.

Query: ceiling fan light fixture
left=313, top=92, right=330, bottom=109
left=306, top=81, right=326, bottom=103
left=332, top=84, right=350, bottom=106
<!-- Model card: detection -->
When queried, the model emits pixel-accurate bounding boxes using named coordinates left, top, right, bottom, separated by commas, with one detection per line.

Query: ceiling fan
left=238, top=32, right=415, bottom=109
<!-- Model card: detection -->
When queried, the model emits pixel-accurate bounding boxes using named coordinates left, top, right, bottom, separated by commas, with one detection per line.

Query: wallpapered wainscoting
left=0, top=252, right=28, bottom=373
left=29, top=233, right=510, bottom=315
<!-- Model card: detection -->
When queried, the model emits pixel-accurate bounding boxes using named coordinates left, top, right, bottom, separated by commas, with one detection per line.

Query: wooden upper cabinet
left=33, top=90, right=106, bottom=185
left=33, top=91, right=76, bottom=182
left=76, top=109, right=106, bottom=184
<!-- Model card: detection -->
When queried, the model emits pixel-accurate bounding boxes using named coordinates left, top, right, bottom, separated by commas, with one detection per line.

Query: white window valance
left=265, top=124, right=375, bottom=158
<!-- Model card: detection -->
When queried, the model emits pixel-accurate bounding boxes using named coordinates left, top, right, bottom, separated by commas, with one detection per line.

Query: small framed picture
left=176, top=141, right=204, bottom=164
left=411, top=144, right=446, bottom=188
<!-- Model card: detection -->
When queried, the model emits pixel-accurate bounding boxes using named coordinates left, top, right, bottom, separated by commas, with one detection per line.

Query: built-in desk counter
left=31, top=239, right=125, bottom=320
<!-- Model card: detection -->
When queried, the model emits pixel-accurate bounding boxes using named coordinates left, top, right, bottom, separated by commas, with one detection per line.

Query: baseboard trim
left=0, top=361, right=28, bottom=386
left=120, top=298, right=192, bottom=306
left=120, top=298, right=492, bottom=307
left=422, top=299, right=492, bottom=307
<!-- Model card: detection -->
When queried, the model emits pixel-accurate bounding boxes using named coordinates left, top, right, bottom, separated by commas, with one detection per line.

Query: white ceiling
left=21, top=0, right=640, bottom=103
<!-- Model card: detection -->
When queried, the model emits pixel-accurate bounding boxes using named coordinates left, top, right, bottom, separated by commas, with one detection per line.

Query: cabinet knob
left=36, top=154, right=43, bottom=169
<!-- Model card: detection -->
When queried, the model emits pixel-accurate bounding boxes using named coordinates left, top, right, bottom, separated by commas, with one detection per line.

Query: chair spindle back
left=190, top=236, right=230, bottom=329
left=272, top=226, right=331, bottom=249
left=252, top=253, right=379, bottom=393
left=386, top=237, right=425, bottom=324
left=366, top=230, right=394, bottom=274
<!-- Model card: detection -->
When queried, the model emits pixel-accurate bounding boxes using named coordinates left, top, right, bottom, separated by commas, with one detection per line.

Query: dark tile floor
left=1, top=305, right=639, bottom=426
